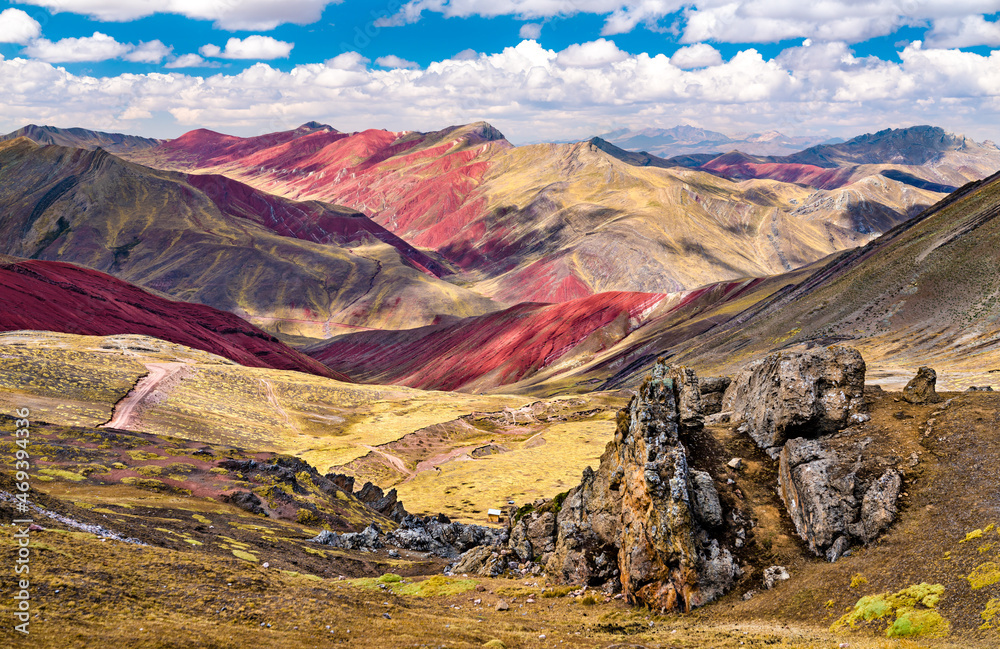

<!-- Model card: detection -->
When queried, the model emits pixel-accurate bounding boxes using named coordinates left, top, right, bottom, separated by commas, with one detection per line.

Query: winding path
left=102, top=362, right=183, bottom=430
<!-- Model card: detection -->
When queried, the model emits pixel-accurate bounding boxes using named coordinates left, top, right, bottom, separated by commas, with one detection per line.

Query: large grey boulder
left=722, top=346, right=867, bottom=453
left=778, top=437, right=901, bottom=560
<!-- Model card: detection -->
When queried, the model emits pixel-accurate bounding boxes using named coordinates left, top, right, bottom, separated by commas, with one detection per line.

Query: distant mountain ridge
left=1, top=124, right=163, bottom=153
left=692, top=126, right=1000, bottom=191
left=597, top=125, right=842, bottom=157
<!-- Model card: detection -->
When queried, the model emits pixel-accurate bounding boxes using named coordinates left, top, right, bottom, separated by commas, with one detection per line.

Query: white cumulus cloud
left=670, top=43, right=722, bottom=69
left=17, top=0, right=342, bottom=30
left=122, top=40, right=172, bottom=63
left=555, top=39, right=629, bottom=68
left=519, top=23, right=543, bottom=39
left=371, top=0, right=1000, bottom=45
left=200, top=36, right=294, bottom=60
left=0, top=8, right=41, bottom=44
left=375, top=55, right=420, bottom=69
left=23, top=32, right=133, bottom=62
left=164, top=54, right=216, bottom=68
left=926, top=15, right=1000, bottom=48
left=0, top=39, right=999, bottom=147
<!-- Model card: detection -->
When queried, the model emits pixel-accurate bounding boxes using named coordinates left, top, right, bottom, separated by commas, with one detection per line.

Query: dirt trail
left=361, top=444, right=412, bottom=477
left=260, top=378, right=296, bottom=430
left=102, top=362, right=184, bottom=430
left=407, top=445, right=482, bottom=482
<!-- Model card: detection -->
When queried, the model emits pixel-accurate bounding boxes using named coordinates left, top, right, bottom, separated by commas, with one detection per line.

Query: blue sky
left=0, top=1, right=999, bottom=143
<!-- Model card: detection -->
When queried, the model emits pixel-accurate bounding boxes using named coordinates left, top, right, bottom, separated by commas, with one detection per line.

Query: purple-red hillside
left=0, top=257, right=348, bottom=381
left=308, top=291, right=666, bottom=392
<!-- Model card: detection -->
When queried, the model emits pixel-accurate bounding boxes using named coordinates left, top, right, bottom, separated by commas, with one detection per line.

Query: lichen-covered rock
left=451, top=546, right=507, bottom=577
left=763, top=566, right=790, bottom=589
left=778, top=437, right=902, bottom=560
left=850, top=470, right=902, bottom=544
left=778, top=439, right=856, bottom=556
left=508, top=520, right=533, bottom=562
left=722, top=346, right=867, bottom=452
left=903, top=366, right=943, bottom=404
left=526, top=511, right=557, bottom=556
left=544, top=464, right=620, bottom=586
left=673, top=366, right=705, bottom=431
left=545, top=362, right=737, bottom=612
left=311, top=515, right=506, bottom=558
left=509, top=510, right=557, bottom=564
left=690, top=471, right=724, bottom=529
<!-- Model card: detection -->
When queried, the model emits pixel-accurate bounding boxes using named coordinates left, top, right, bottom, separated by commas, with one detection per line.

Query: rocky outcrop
left=508, top=510, right=557, bottom=564
left=722, top=346, right=901, bottom=562
left=778, top=437, right=901, bottom=561
left=722, top=346, right=867, bottom=454
left=699, top=376, right=732, bottom=416
left=903, top=366, right=942, bottom=404
left=354, top=482, right=409, bottom=521
left=221, top=490, right=266, bottom=516
left=325, top=472, right=355, bottom=493
left=311, top=515, right=507, bottom=559
left=544, top=463, right=621, bottom=587
left=518, top=362, right=739, bottom=612
left=763, top=566, right=790, bottom=590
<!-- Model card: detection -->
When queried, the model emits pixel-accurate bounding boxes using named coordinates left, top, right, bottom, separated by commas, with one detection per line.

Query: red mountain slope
left=128, top=122, right=509, bottom=269
left=698, top=152, right=856, bottom=189
left=307, top=291, right=666, bottom=392
left=0, top=257, right=348, bottom=381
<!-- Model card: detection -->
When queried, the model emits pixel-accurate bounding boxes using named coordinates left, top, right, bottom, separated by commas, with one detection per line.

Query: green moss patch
left=120, top=476, right=191, bottom=495
left=980, top=599, right=1000, bottom=630
left=834, top=583, right=949, bottom=639
left=38, top=468, right=86, bottom=482
left=394, top=575, right=477, bottom=597
left=351, top=573, right=475, bottom=597
left=127, top=450, right=167, bottom=461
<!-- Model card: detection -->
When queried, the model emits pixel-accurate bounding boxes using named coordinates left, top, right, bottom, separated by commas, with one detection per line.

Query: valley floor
left=3, top=390, right=1000, bottom=647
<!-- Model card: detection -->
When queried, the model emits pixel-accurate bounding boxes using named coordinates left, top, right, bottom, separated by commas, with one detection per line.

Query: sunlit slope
left=0, top=330, right=622, bottom=521
left=0, top=331, right=547, bottom=468
left=659, top=171, right=1000, bottom=389
left=458, top=141, right=940, bottom=302
left=0, top=138, right=498, bottom=335
left=503, top=269, right=821, bottom=396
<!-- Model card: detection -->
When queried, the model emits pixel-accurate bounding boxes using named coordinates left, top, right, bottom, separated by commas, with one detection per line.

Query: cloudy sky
left=0, top=1, right=998, bottom=143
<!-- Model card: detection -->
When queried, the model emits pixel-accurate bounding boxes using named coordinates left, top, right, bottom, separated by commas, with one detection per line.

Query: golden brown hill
left=525, top=170, right=1000, bottom=394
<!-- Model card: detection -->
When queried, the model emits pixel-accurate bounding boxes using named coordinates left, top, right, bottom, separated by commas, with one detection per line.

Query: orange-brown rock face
left=613, top=364, right=737, bottom=611
left=545, top=362, right=739, bottom=612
